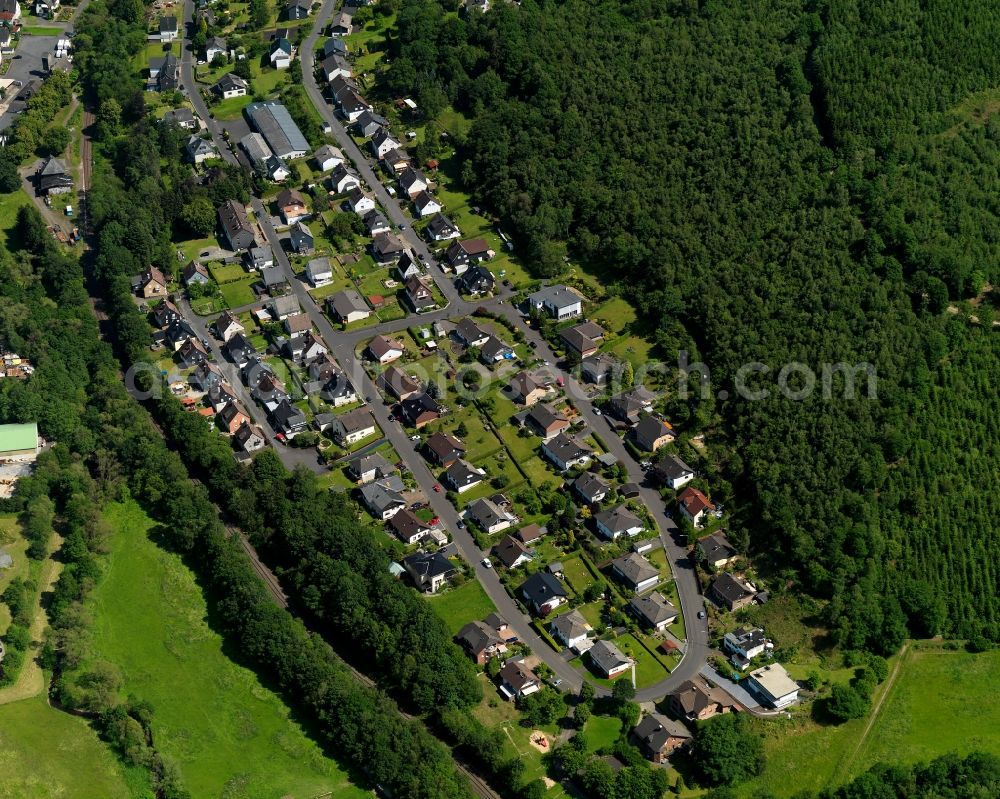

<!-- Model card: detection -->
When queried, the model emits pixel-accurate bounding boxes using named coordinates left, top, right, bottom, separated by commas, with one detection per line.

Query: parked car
left=481, top=558, right=492, bottom=568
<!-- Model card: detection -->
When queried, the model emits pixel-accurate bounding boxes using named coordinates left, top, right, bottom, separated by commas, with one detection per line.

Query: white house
left=305, top=257, right=333, bottom=287
left=589, top=640, right=631, bottom=678
left=526, top=285, right=583, bottom=320
left=550, top=609, right=593, bottom=653
left=314, top=144, right=344, bottom=172
left=746, top=664, right=799, bottom=709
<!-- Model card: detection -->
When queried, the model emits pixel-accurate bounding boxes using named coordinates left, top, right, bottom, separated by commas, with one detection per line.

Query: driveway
left=0, top=34, right=64, bottom=130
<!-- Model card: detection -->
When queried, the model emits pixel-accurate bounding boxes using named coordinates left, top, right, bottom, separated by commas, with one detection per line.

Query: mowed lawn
left=0, top=191, right=33, bottom=251
left=427, top=579, right=497, bottom=635
left=0, top=693, right=134, bottom=799
left=88, top=501, right=367, bottom=799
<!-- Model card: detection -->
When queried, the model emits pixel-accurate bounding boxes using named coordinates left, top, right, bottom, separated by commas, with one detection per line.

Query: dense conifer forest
left=384, top=0, right=1000, bottom=651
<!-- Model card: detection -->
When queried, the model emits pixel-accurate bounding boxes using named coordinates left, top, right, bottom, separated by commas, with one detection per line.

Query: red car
left=430, top=517, right=440, bottom=526
left=433, top=484, right=442, bottom=493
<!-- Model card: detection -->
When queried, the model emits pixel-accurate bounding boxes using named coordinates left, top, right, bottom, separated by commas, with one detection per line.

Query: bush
left=825, top=683, right=870, bottom=722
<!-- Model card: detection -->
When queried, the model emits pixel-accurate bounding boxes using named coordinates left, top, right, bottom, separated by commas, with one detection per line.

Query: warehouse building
left=244, top=101, right=309, bottom=160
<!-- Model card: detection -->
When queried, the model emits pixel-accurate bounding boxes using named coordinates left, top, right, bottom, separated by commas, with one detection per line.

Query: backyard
left=427, top=578, right=497, bottom=635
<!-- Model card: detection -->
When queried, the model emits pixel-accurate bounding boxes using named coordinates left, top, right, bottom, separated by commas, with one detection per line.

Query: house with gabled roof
left=389, top=509, right=432, bottom=545
left=455, top=265, right=496, bottom=296
left=669, top=680, right=736, bottom=722
left=399, top=167, right=428, bottom=198
left=632, top=415, right=675, bottom=452
left=37, top=156, right=74, bottom=195
left=215, top=72, right=249, bottom=99
left=367, top=334, right=405, bottom=364
left=277, top=188, right=309, bottom=225
left=290, top=221, right=314, bottom=254
left=359, top=476, right=406, bottom=520
left=492, top=534, right=531, bottom=569
left=424, top=432, right=466, bottom=467
left=520, top=572, right=567, bottom=616
left=612, top=552, right=660, bottom=593
left=377, top=365, right=421, bottom=400
left=709, top=572, right=757, bottom=611
left=331, top=407, right=377, bottom=446
left=132, top=266, right=167, bottom=299
left=629, top=591, right=678, bottom=631
left=550, top=609, right=592, bottom=652
left=595, top=505, right=644, bottom=540
left=234, top=421, right=267, bottom=452
left=444, top=459, right=486, bottom=494
left=632, top=714, right=692, bottom=763
left=697, top=530, right=739, bottom=569
left=498, top=659, right=540, bottom=700
left=573, top=471, right=610, bottom=505
left=445, top=238, right=491, bottom=272
left=399, top=392, right=441, bottom=428
left=506, top=371, right=548, bottom=406
left=413, top=191, right=442, bottom=218
left=467, top=496, right=516, bottom=535
left=560, top=321, right=604, bottom=359
left=214, top=310, right=244, bottom=342
left=328, top=289, right=370, bottom=324
left=152, top=299, right=181, bottom=329
left=404, top=275, right=435, bottom=311
left=217, top=401, right=250, bottom=435
left=541, top=432, right=592, bottom=471
left=403, top=551, right=455, bottom=593
left=589, top=639, right=630, bottom=678
left=218, top=200, right=256, bottom=251
left=371, top=231, right=407, bottom=264
left=608, top=386, right=657, bottom=425
left=678, top=486, right=715, bottom=527
left=426, top=212, right=460, bottom=241
left=348, top=451, right=397, bottom=484
left=456, top=618, right=510, bottom=665
left=652, top=454, right=695, bottom=490
left=313, top=143, right=344, bottom=172
left=525, top=404, right=570, bottom=441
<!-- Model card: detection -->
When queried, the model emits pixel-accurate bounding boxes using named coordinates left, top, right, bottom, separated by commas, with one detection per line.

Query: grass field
left=87, top=501, right=367, bottom=799
left=561, top=555, right=596, bottom=595
left=0, top=515, right=27, bottom=631
left=209, top=261, right=247, bottom=283
left=427, top=578, right=498, bottom=635
left=584, top=714, right=622, bottom=752
left=0, top=191, right=32, bottom=251
left=19, top=25, right=62, bottom=35
left=0, top=694, right=137, bottom=799
left=220, top=276, right=257, bottom=307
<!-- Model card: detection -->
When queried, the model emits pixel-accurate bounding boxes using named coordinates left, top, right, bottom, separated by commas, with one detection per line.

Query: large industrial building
left=243, top=101, right=309, bottom=160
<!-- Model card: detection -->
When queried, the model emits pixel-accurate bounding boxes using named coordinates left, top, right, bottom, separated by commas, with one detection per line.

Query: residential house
left=271, top=399, right=307, bottom=438
left=133, top=267, right=167, bottom=299
left=277, top=188, right=308, bottom=225
left=370, top=127, right=400, bottom=159
left=336, top=89, right=370, bottom=122
left=669, top=680, right=735, bottom=722
left=492, top=535, right=531, bottom=569
left=164, top=319, right=196, bottom=351
left=612, top=553, right=660, bottom=593
left=506, top=371, right=548, bottom=406
left=498, top=659, right=540, bottom=700
left=151, top=298, right=180, bottom=328
left=426, top=212, right=460, bottom=241
left=746, top=664, right=799, bottom=709
left=589, top=639, right=630, bottom=678
left=573, top=471, right=610, bottom=505
left=413, top=191, right=442, bottom=218
left=581, top=352, right=620, bottom=385
left=652, top=454, right=695, bottom=490
left=354, top=110, right=389, bottom=138
left=724, top=627, right=767, bottom=662
left=250, top=371, right=288, bottom=406
left=177, top=338, right=209, bottom=368
left=360, top=476, right=406, bottom=520
left=467, top=497, right=516, bottom=535
left=550, top=609, right=593, bottom=652
left=331, top=407, right=377, bottom=445
left=595, top=505, right=644, bottom=540
left=632, top=415, right=675, bottom=452
left=261, top=266, right=290, bottom=296
left=192, top=361, right=223, bottom=392
left=218, top=401, right=250, bottom=435
left=455, top=265, right=495, bottom=296
left=36, top=156, right=73, bottom=195
left=525, top=404, right=570, bottom=441
left=158, top=15, right=178, bottom=41
left=516, top=523, right=545, bottom=545
left=541, top=433, right=592, bottom=471
left=268, top=293, right=300, bottom=320
left=363, top=209, right=391, bottom=235
left=162, top=108, right=198, bottom=130
left=156, top=53, right=179, bottom=91
left=305, top=257, right=333, bottom=287
left=218, top=200, right=256, bottom=251
left=454, top=318, right=490, bottom=348
left=678, top=486, right=715, bottom=527
left=424, top=432, right=466, bottom=467
left=629, top=591, right=678, bottom=631
left=346, top=187, right=375, bottom=214
left=289, top=222, right=314, bottom=253
left=307, top=351, right=339, bottom=382
left=371, top=231, right=406, bottom=264
left=224, top=332, right=256, bottom=367
left=608, top=386, right=656, bottom=425
left=526, top=285, right=583, bottom=320
left=377, top=365, right=420, bottom=400
left=396, top=251, right=422, bottom=280
left=388, top=509, right=432, bottom=545
left=348, top=452, right=397, bottom=484
left=456, top=618, right=511, bottom=665
left=266, top=153, right=291, bottom=182
left=398, top=167, right=428, bottom=198
left=286, top=0, right=309, bottom=19
left=399, top=393, right=442, bottom=428
left=182, top=260, right=211, bottom=286
left=321, top=37, right=348, bottom=58
left=313, top=143, right=344, bottom=172
left=697, top=531, right=739, bottom=569
left=708, top=572, right=757, bottom=611
left=632, top=714, right=692, bottom=763
left=214, top=72, right=249, bottom=99
left=404, top=275, right=435, bottom=311
left=520, top=572, right=567, bottom=616
left=269, top=37, right=293, bottom=69
left=328, top=289, right=370, bottom=323
left=185, top=135, right=218, bottom=164
left=560, top=321, right=605, bottom=360
left=234, top=421, right=267, bottom=453
left=283, top=312, right=311, bottom=338
left=479, top=336, right=514, bottom=364
left=445, top=238, right=490, bottom=272
left=403, top=551, right=455, bottom=593
left=381, top=147, right=412, bottom=174
left=205, top=36, right=227, bottom=62
left=444, top=459, right=486, bottom=494
left=329, top=10, right=352, bottom=35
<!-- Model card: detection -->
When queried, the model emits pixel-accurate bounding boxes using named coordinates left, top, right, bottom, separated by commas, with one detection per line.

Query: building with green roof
left=0, top=423, right=38, bottom=458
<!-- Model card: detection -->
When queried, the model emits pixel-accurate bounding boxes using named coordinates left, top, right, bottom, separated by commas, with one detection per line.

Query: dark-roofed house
left=520, top=572, right=567, bottom=616
left=573, top=471, right=610, bottom=505
left=363, top=209, right=391, bottom=235
left=506, top=371, right=548, bottom=406
left=456, top=620, right=509, bottom=665
left=331, top=407, right=377, bottom=446
left=479, top=336, right=514, bottom=364
left=632, top=415, right=675, bottom=452
left=426, top=212, right=460, bottom=241
left=669, top=680, right=735, bottom=722
left=404, top=275, right=435, bottom=311
left=329, top=9, right=353, bottom=35
left=271, top=398, right=307, bottom=438
left=516, top=523, right=545, bottom=545
left=359, top=476, right=406, bottom=520
left=612, top=553, right=660, bottom=593
left=215, top=72, right=249, bottom=99
left=678, top=486, right=715, bottom=527
left=347, top=187, right=375, bottom=214
left=354, top=109, right=389, bottom=139
left=37, top=156, right=74, bottom=195
left=550, top=609, right=592, bottom=652
left=224, top=332, right=256, bottom=367
left=182, top=260, right=210, bottom=286
left=595, top=505, right=644, bottom=540
left=629, top=591, right=678, bottom=631
left=403, top=551, right=455, bottom=593
left=425, top=432, right=466, bottom=467
left=177, top=338, right=209, bottom=368
left=581, top=352, right=620, bottom=385
left=269, top=37, right=293, bottom=69
left=162, top=107, right=198, bottom=129
left=262, top=266, right=290, bottom=295
left=724, top=627, right=767, bottom=661
left=159, top=15, right=178, bottom=40
left=234, top=421, right=267, bottom=453
left=290, top=221, right=314, bottom=254
left=314, top=143, right=344, bottom=171
left=218, top=200, right=256, bottom=251
left=286, top=0, right=309, bottom=19
left=492, top=535, right=531, bottom=569
left=541, top=433, right=592, bottom=471
left=328, top=289, right=370, bottom=324
left=399, top=392, right=442, bottom=428
left=498, top=659, right=540, bottom=700
left=589, top=639, right=630, bottom=678
left=399, top=167, right=428, bottom=198
left=560, top=321, right=604, bottom=359
left=371, top=231, right=406, bottom=264
left=455, top=265, right=496, bottom=296
left=367, top=334, right=404, bottom=364
left=413, top=191, right=442, bottom=218
left=444, top=459, right=486, bottom=494
left=632, top=714, right=692, bottom=763
left=525, top=404, right=570, bottom=441
left=388, top=509, right=432, bottom=545
left=133, top=266, right=167, bottom=299
left=526, top=285, right=582, bottom=320
left=157, top=53, right=179, bottom=91
left=709, top=572, right=757, bottom=611
left=186, top=135, right=218, bottom=164
left=397, top=252, right=423, bottom=282
left=608, top=386, right=657, bottom=425
left=277, top=188, right=309, bottom=224
left=467, top=497, right=516, bottom=535
left=652, top=454, right=695, bottom=490
left=697, top=531, right=739, bottom=569
left=348, top=452, right=397, bottom=484
left=377, top=364, right=420, bottom=400
left=381, top=147, right=412, bottom=174
left=446, top=238, right=490, bottom=272
left=206, top=36, right=227, bottom=62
